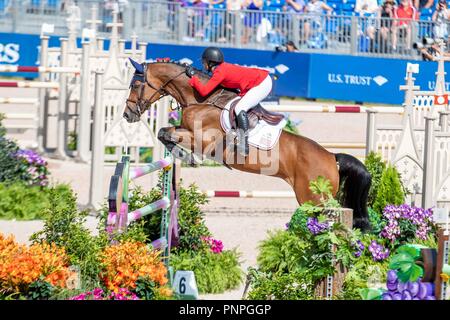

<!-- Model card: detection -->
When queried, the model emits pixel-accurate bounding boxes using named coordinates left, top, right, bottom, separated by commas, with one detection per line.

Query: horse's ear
left=129, top=58, right=144, bottom=74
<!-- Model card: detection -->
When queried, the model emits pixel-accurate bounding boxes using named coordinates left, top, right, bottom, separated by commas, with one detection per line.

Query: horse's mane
left=149, top=60, right=210, bottom=80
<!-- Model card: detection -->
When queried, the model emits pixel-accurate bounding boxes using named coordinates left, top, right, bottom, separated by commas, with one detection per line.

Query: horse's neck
left=168, top=78, right=234, bottom=107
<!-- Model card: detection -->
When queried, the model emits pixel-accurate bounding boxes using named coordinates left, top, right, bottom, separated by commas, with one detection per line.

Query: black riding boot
left=236, top=110, right=249, bottom=156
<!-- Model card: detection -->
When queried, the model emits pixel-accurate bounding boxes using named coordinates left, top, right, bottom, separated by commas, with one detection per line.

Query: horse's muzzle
left=123, top=104, right=140, bottom=123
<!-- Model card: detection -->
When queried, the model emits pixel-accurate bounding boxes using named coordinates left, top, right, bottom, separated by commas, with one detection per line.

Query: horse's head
left=124, top=58, right=168, bottom=123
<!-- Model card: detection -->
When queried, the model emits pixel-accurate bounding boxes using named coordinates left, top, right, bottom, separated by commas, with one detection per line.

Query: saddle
left=228, top=99, right=285, bottom=131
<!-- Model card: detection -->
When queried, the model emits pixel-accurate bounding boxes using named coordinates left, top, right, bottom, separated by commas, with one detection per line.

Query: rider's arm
left=188, top=68, right=225, bottom=97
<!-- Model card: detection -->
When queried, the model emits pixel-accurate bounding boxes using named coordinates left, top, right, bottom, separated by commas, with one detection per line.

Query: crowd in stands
left=168, top=0, right=450, bottom=54
left=1, top=0, right=450, bottom=56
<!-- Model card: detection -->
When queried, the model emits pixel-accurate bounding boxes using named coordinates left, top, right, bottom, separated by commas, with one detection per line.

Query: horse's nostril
left=123, top=112, right=129, bottom=120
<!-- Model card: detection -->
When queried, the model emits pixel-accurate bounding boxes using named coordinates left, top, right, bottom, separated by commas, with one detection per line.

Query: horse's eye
left=132, top=84, right=140, bottom=89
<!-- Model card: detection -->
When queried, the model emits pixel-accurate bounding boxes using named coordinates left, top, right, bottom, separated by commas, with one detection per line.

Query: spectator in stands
left=286, top=0, right=305, bottom=12
left=286, top=0, right=305, bottom=48
left=355, top=0, right=379, bottom=50
left=286, top=40, right=300, bottom=51
left=414, top=0, right=434, bottom=11
left=303, top=0, right=333, bottom=43
left=263, top=0, right=288, bottom=46
left=185, top=0, right=208, bottom=40
left=355, top=0, right=379, bottom=14
left=433, top=0, right=450, bottom=40
left=377, top=0, right=396, bottom=53
left=242, top=0, right=263, bottom=44
left=392, top=0, right=418, bottom=52
left=205, top=0, right=227, bottom=42
left=228, top=0, right=244, bottom=10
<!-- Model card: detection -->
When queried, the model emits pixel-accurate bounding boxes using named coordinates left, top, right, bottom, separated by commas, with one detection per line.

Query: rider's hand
left=185, top=65, right=196, bottom=78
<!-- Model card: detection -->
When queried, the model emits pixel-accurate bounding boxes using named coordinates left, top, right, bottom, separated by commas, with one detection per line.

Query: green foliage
left=176, top=183, right=211, bottom=251
left=67, top=131, right=77, bottom=151
left=257, top=230, right=309, bottom=274
left=339, top=250, right=389, bottom=300
left=389, top=246, right=424, bottom=282
left=133, top=277, right=156, bottom=300
left=372, top=165, right=405, bottom=215
left=364, top=152, right=386, bottom=207
left=367, top=207, right=384, bottom=235
left=30, top=187, right=107, bottom=288
left=0, top=182, right=72, bottom=220
left=170, top=249, right=243, bottom=294
left=245, top=268, right=316, bottom=300
left=27, top=280, right=54, bottom=300
left=248, top=176, right=397, bottom=300
left=283, top=116, right=300, bottom=135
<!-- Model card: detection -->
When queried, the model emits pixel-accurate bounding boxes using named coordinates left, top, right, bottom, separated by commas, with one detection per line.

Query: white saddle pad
left=220, top=97, right=286, bottom=151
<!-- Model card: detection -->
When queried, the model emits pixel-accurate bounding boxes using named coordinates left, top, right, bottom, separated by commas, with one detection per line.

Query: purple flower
left=381, top=204, right=434, bottom=242
left=306, top=217, right=329, bottom=235
left=352, top=240, right=365, bottom=258
left=368, top=240, right=390, bottom=261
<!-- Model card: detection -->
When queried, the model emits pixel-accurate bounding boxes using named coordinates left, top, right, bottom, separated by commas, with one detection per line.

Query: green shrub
left=0, top=182, right=72, bottom=220
left=245, top=268, right=316, bottom=300
left=364, top=152, right=386, bottom=207
left=111, top=181, right=212, bottom=251
left=283, top=116, right=300, bottom=135
left=372, top=165, right=405, bottom=215
left=257, top=230, right=309, bottom=274
left=170, top=249, right=243, bottom=294
left=30, top=187, right=107, bottom=288
left=27, top=280, right=54, bottom=300
left=100, top=178, right=242, bottom=295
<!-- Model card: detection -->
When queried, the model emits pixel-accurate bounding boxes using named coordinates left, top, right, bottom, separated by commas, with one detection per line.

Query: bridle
left=126, top=62, right=186, bottom=117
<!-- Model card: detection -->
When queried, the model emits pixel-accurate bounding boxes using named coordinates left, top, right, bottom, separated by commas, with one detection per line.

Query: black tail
left=335, top=153, right=371, bottom=232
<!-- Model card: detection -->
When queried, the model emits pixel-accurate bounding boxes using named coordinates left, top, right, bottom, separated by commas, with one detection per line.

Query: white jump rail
left=0, top=98, right=38, bottom=104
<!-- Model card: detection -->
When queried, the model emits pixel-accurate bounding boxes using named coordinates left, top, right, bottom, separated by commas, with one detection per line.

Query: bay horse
left=124, top=59, right=371, bottom=231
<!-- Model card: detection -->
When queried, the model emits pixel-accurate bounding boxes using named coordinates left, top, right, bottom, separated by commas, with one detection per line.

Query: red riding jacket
left=188, top=62, right=269, bottom=97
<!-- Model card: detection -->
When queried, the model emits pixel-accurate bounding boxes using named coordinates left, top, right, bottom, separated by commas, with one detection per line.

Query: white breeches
left=235, top=75, right=273, bottom=114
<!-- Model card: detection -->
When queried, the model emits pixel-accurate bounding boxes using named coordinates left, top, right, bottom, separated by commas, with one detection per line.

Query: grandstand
left=0, top=0, right=449, bottom=59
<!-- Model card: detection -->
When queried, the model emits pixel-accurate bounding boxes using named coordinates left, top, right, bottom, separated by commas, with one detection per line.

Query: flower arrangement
left=368, top=240, right=390, bottom=261
left=100, top=240, right=169, bottom=294
left=14, top=149, right=49, bottom=187
left=0, top=233, right=70, bottom=295
left=70, top=288, right=139, bottom=300
left=201, top=236, right=224, bottom=254
left=381, top=204, right=434, bottom=243
left=306, top=217, right=329, bottom=235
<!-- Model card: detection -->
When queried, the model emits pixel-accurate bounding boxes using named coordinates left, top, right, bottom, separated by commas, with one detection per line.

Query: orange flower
left=100, top=240, right=168, bottom=293
left=0, top=233, right=70, bottom=294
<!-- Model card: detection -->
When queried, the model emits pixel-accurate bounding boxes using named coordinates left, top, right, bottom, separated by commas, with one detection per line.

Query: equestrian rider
left=188, top=47, right=273, bottom=156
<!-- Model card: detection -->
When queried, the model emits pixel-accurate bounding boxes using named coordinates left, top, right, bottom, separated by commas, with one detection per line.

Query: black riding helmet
left=202, top=47, right=224, bottom=70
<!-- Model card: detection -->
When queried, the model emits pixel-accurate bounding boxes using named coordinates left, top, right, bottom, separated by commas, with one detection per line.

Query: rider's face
left=202, top=60, right=209, bottom=71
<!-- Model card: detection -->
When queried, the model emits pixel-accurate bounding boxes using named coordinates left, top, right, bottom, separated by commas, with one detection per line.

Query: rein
left=127, top=62, right=232, bottom=115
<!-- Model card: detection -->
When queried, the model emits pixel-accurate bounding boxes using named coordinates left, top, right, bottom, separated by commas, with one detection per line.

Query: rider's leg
left=234, top=75, right=273, bottom=156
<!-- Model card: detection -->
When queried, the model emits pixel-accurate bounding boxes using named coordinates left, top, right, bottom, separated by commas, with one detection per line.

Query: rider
left=188, top=47, right=272, bottom=156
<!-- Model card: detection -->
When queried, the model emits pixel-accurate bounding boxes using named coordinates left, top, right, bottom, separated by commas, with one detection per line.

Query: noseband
left=126, top=63, right=185, bottom=117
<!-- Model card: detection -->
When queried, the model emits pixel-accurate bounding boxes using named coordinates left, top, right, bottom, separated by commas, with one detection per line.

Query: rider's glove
left=185, top=65, right=196, bottom=78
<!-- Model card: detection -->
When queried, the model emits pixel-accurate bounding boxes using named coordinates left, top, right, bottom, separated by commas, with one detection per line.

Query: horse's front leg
left=158, top=126, right=198, bottom=166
